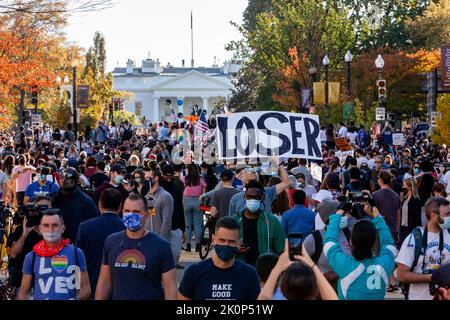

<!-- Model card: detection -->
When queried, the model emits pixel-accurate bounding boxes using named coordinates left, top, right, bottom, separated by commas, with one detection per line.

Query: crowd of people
left=0, top=117, right=449, bottom=301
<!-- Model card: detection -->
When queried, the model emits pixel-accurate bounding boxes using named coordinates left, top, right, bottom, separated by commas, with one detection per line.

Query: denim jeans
left=183, top=197, right=203, bottom=246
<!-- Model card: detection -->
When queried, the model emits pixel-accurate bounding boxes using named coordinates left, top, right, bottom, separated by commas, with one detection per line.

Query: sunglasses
left=62, top=172, right=75, bottom=178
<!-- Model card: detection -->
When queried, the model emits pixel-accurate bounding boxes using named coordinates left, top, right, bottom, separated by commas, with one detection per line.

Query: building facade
left=112, top=58, right=240, bottom=124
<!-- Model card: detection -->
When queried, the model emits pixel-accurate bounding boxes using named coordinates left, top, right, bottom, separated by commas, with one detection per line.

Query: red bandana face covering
left=33, top=239, right=70, bottom=257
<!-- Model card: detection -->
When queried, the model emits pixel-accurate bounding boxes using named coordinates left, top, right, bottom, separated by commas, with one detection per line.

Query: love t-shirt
left=22, top=245, right=87, bottom=300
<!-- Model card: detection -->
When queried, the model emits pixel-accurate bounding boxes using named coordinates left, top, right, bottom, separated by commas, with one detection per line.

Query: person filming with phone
left=324, top=190, right=397, bottom=300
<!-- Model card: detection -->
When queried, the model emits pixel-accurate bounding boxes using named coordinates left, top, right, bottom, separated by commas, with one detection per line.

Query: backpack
left=400, top=226, right=444, bottom=299
left=122, top=126, right=133, bottom=141
left=94, top=126, right=106, bottom=142
left=311, top=228, right=351, bottom=263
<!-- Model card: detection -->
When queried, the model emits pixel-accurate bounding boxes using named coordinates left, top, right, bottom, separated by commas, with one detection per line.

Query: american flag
left=194, top=112, right=210, bottom=144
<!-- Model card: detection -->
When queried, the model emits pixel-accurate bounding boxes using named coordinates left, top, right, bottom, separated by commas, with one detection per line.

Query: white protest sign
left=392, top=133, right=404, bottom=146
left=311, top=162, right=323, bottom=183
left=31, top=113, right=41, bottom=127
left=376, top=108, right=385, bottom=121
left=216, top=112, right=322, bottom=161
left=335, top=150, right=355, bottom=166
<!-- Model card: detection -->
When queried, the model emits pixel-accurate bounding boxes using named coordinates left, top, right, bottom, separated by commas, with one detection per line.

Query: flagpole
left=191, top=10, right=194, bottom=68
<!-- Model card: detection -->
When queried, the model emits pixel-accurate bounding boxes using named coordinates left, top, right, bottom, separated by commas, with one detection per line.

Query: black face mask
left=61, top=179, right=76, bottom=194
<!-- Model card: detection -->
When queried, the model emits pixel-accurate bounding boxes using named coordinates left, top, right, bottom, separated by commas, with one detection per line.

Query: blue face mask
left=115, top=175, right=124, bottom=185
left=340, top=215, right=348, bottom=229
left=413, top=168, right=421, bottom=175
left=214, top=244, right=238, bottom=262
left=246, top=200, right=261, bottom=213
left=440, top=217, right=450, bottom=230
left=123, top=212, right=143, bottom=232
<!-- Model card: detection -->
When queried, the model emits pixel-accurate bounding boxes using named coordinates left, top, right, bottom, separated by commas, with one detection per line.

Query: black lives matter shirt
left=178, top=258, right=261, bottom=300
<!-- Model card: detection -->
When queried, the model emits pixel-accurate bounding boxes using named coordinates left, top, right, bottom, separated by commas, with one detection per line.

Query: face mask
left=42, top=231, right=62, bottom=243
left=413, top=168, right=421, bottom=175
left=135, top=177, right=142, bottom=184
left=123, top=212, right=143, bottom=232
left=340, top=215, right=348, bottom=229
left=214, top=244, right=238, bottom=262
left=439, top=217, right=450, bottom=230
left=38, top=174, right=47, bottom=182
left=115, top=175, right=124, bottom=185
left=115, top=154, right=120, bottom=159
left=246, top=199, right=261, bottom=213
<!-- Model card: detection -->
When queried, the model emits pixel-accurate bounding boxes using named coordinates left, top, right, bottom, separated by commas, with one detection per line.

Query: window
left=135, top=102, right=142, bottom=116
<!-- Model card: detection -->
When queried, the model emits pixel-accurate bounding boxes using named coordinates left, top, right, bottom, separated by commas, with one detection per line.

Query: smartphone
left=349, top=192, right=364, bottom=204
left=288, top=233, right=303, bottom=261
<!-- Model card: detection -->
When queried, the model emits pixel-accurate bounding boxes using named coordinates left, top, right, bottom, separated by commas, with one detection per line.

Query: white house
left=112, top=57, right=241, bottom=123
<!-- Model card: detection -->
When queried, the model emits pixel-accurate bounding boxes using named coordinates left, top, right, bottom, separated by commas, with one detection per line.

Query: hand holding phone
left=288, top=233, right=303, bottom=261
left=238, top=244, right=250, bottom=254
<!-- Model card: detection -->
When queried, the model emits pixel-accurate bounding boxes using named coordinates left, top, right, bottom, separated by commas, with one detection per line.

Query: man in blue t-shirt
left=18, top=210, right=90, bottom=300
left=24, top=168, right=59, bottom=204
left=178, top=217, right=261, bottom=300
left=95, top=194, right=177, bottom=300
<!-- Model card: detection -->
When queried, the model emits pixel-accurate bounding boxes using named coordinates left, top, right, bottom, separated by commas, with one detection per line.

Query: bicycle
left=199, top=198, right=216, bottom=260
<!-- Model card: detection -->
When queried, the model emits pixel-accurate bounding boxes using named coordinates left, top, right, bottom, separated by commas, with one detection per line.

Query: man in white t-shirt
left=338, top=122, right=348, bottom=138
left=396, top=197, right=450, bottom=300
left=443, top=170, right=450, bottom=194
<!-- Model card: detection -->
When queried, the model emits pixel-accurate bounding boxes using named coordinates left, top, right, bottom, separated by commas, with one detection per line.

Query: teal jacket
left=232, top=209, right=285, bottom=260
left=324, top=214, right=396, bottom=300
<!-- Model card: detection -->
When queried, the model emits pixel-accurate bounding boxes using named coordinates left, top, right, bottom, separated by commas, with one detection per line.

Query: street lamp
left=322, top=54, right=330, bottom=108
left=375, top=54, right=384, bottom=79
left=345, top=50, right=353, bottom=98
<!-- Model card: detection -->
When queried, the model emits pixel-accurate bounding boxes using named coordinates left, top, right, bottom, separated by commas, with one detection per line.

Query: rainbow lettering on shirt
left=115, top=249, right=146, bottom=270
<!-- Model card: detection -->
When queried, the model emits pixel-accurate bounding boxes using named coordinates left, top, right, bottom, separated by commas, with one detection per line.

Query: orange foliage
left=0, top=16, right=55, bottom=128
left=272, top=47, right=310, bottom=109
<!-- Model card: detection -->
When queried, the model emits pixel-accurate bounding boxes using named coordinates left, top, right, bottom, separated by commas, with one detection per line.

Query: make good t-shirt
left=396, top=229, right=450, bottom=300
left=178, top=258, right=260, bottom=300
left=102, top=231, right=175, bottom=300
left=22, top=245, right=87, bottom=300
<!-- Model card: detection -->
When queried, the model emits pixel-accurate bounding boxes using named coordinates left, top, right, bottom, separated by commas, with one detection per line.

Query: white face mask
left=42, top=231, right=62, bottom=243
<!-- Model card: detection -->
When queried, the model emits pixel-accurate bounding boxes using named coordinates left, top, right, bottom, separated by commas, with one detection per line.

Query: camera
left=345, top=192, right=371, bottom=220
left=39, top=166, right=53, bottom=175
left=17, top=203, right=49, bottom=228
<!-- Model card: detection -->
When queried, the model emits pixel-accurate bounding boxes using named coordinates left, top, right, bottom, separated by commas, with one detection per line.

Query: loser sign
left=216, top=112, right=322, bottom=161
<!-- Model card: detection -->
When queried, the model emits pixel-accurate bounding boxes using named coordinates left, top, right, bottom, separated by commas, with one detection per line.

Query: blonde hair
left=404, top=178, right=419, bottom=199
left=129, top=154, right=140, bottom=166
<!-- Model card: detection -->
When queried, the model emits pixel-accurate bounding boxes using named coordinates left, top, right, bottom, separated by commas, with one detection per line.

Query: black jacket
left=161, top=177, right=186, bottom=231
left=401, top=196, right=422, bottom=229
left=52, top=189, right=100, bottom=243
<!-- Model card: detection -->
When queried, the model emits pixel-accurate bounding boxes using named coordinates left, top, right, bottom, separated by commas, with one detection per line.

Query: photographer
left=23, top=166, right=59, bottom=205
left=324, top=191, right=397, bottom=300
left=7, top=196, right=51, bottom=297
left=52, top=167, right=100, bottom=243
left=396, top=197, right=450, bottom=300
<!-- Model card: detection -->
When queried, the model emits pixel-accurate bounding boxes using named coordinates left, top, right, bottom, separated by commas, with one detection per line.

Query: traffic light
left=377, top=79, right=387, bottom=104
left=31, top=85, right=39, bottom=106
left=113, top=98, right=120, bottom=111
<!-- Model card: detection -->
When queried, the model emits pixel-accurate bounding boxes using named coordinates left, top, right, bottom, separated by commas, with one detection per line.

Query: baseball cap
left=312, top=189, right=333, bottom=203
left=110, top=164, right=126, bottom=174
left=236, top=162, right=249, bottom=171
left=161, top=164, right=175, bottom=176
left=317, top=198, right=340, bottom=224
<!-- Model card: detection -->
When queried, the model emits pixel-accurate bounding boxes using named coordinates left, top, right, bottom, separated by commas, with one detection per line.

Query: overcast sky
left=65, top=0, right=247, bottom=72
